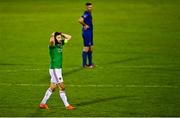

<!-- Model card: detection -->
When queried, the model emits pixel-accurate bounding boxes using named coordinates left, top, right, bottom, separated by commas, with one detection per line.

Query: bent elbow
left=78, top=19, right=82, bottom=23
left=79, top=18, right=83, bottom=23
left=69, top=35, right=72, bottom=40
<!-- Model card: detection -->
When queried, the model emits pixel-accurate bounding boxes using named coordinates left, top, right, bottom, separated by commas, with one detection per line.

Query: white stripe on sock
left=41, top=88, right=52, bottom=104
left=59, top=91, right=69, bottom=107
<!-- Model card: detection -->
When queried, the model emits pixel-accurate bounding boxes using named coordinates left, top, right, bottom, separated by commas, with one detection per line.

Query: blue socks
left=88, top=51, right=92, bottom=65
left=82, top=51, right=93, bottom=67
left=82, top=51, right=87, bottom=67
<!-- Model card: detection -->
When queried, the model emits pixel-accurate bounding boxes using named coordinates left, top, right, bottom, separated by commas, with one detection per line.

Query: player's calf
left=82, top=47, right=89, bottom=67
left=58, top=83, right=75, bottom=110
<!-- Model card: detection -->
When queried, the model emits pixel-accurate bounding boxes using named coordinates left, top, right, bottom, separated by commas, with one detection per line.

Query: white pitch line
left=0, top=65, right=179, bottom=72
left=0, top=68, right=47, bottom=72
left=0, top=67, right=82, bottom=72
left=0, top=83, right=178, bottom=88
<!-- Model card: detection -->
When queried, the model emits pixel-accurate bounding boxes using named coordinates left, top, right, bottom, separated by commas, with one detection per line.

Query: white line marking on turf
left=0, top=68, right=47, bottom=72
left=0, top=83, right=178, bottom=88
left=0, top=65, right=179, bottom=72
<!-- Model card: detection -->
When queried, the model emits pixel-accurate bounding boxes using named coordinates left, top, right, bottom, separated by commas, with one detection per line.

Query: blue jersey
left=82, top=11, right=93, bottom=31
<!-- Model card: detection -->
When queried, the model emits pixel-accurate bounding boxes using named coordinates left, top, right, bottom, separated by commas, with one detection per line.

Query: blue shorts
left=82, top=30, right=93, bottom=47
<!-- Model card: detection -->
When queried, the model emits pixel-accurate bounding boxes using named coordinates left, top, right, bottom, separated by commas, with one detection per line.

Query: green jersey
left=49, top=42, right=64, bottom=69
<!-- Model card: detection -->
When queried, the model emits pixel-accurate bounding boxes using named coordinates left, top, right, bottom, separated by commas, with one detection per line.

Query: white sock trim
left=41, top=88, right=53, bottom=104
left=59, top=91, right=69, bottom=107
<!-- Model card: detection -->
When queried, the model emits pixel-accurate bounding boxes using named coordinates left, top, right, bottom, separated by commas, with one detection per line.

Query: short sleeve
left=82, top=13, right=88, bottom=19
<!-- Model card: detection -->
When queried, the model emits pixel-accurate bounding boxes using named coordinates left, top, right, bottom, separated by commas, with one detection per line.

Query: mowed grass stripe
left=0, top=65, right=179, bottom=72
left=0, top=83, right=178, bottom=88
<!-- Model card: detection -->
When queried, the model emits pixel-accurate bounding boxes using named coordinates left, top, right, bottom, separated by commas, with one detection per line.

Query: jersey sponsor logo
left=58, top=49, right=62, bottom=53
left=57, top=44, right=63, bottom=53
left=83, top=14, right=88, bottom=18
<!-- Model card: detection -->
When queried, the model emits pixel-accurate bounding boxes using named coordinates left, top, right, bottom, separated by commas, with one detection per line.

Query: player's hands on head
left=51, top=32, right=55, bottom=36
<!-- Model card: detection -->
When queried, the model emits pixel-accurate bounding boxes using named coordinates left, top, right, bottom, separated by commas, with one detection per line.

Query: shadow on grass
left=75, top=95, right=131, bottom=107
left=63, top=67, right=83, bottom=76
left=0, top=63, right=25, bottom=66
left=104, top=56, right=143, bottom=66
left=29, top=96, right=132, bottom=116
left=28, top=107, right=58, bottom=117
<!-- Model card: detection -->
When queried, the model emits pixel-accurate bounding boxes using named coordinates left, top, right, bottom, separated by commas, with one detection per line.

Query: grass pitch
left=0, top=0, right=180, bottom=117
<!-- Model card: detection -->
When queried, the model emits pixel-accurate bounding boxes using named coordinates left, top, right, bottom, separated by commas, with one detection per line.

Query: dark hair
left=86, top=2, right=92, bottom=6
left=54, top=32, right=62, bottom=44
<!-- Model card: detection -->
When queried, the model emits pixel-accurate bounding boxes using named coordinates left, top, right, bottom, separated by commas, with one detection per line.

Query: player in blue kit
left=79, top=2, right=95, bottom=68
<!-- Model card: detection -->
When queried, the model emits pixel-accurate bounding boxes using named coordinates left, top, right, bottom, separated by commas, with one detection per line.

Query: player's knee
left=50, top=87, right=56, bottom=92
left=83, top=47, right=89, bottom=52
left=60, top=84, right=65, bottom=91
left=51, top=88, right=56, bottom=92
left=90, top=46, right=93, bottom=52
left=61, top=86, right=65, bottom=91
left=50, top=84, right=57, bottom=92
left=83, top=49, right=88, bottom=52
left=58, top=83, right=65, bottom=91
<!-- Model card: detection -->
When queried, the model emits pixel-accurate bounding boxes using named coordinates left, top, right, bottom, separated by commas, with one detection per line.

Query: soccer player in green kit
left=39, top=32, right=75, bottom=110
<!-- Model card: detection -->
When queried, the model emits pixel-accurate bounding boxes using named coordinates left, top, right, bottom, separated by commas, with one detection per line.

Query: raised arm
left=49, top=32, right=55, bottom=47
left=61, top=33, right=72, bottom=43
